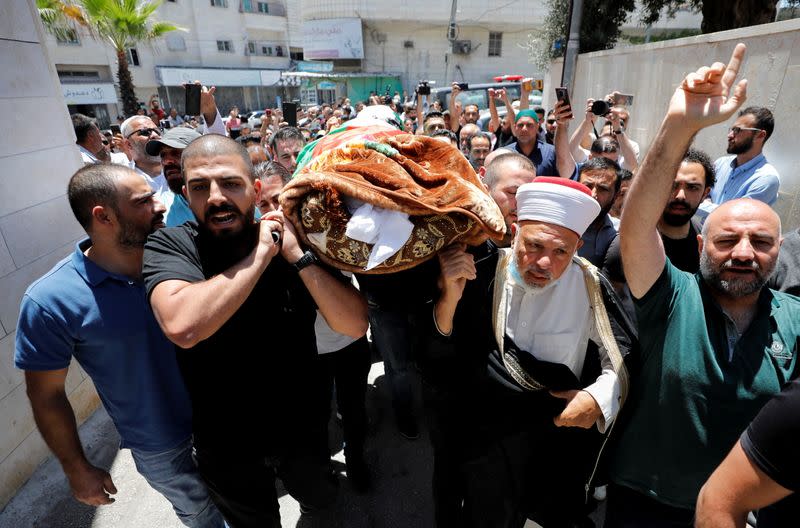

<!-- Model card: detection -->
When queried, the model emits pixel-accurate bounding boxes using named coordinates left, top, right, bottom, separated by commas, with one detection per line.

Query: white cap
left=516, top=177, right=601, bottom=236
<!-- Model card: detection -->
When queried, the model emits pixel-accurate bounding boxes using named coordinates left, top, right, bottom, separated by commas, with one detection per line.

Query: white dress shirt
left=504, top=260, right=621, bottom=432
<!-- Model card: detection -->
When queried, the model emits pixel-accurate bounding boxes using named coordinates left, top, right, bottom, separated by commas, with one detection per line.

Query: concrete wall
left=0, top=0, right=98, bottom=510
left=543, top=18, right=800, bottom=230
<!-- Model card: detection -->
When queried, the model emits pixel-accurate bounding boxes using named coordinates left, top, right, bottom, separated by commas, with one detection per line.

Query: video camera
left=591, top=93, right=634, bottom=116
left=416, top=80, right=435, bottom=96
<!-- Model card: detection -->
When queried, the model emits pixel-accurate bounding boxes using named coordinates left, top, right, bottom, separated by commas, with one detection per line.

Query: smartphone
left=555, top=87, right=573, bottom=119
left=282, top=101, right=297, bottom=127
left=457, top=82, right=469, bottom=91
left=185, top=84, right=201, bottom=116
left=109, top=124, right=121, bottom=135
left=417, top=83, right=431, bottom=96
left=612, top=93, right=634, bottom=106
left=265, top=109, right=272, bottom=116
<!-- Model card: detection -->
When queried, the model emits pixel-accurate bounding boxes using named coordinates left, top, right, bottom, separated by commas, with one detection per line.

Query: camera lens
left=591, top=100, right=610, bottom=116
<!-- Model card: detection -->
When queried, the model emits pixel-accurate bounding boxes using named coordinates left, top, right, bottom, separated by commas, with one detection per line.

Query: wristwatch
left=291, top=250, right=319, bottom=272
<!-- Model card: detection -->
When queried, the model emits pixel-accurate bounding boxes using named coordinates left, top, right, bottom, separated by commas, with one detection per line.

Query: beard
left=699, top=250, right=774, bottom=298
left=727, top=134, right=754, bottom=155
left=201, top=202, right=255, bottom=240
left=164, top=166, right=183, bottom=194
left=661, top=199, right=699, bottom=226
left=117, top=214, right=163, bottom=249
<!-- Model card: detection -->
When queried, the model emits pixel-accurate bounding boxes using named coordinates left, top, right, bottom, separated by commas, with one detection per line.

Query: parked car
left=247, top=110, right=266, bottom=129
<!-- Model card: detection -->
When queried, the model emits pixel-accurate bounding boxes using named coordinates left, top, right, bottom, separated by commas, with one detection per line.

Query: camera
left=591, top=99, right=611, bottom=116
left=417, top=80, right=432, bottom=96
left=160, top=119, right=172, bottom=129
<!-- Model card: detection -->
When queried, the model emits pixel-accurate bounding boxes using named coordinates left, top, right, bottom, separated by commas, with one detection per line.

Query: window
left=261, top=45, right=273, bottom=56
left=58, top=70, right=101, bottom=80
left=56, top=29, right=80, bottom=45
left=126, top=47, right=140, bottom=66
left=257, top=2, right=269, bottom=13
left=488, top=31, right=502, bottom=57
left=217, top=40, right=233, bottom=52
left=166, top=34, right=186, bottom=51
left=290, top=48, right=304, bottom=61
left=210, top=0, right=227, bottom=7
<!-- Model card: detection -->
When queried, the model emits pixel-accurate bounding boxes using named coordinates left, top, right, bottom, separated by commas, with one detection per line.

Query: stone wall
left=543, top=18, right=800, bottom=230
left=0, top=0, right=98, bottom=509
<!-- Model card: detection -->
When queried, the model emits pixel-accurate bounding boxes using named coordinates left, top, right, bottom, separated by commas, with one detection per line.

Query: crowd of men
left=14, top=44, right=800, bottom=528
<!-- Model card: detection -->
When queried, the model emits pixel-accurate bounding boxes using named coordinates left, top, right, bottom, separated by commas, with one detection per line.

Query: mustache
left=206, top=203, right=242, bottom=216
left=721, top=258, right=760, bottom=272
left=667, top=199, right=691, bottom=209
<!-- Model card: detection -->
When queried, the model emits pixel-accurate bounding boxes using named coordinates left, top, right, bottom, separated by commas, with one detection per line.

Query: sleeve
left=742, top=169, right=780, bottom=206
left=14, top=295, right=74, bottom=371
left=202, top=109, right=227, bottom=136
left=740, top=379, right=800, bottom=491
left=584, top=316, right=621, bottom=433
left=601, top=235, right=625, bottom=283
left=633, top=260, right=682, bottom=318
left=142, top=228, right=206, bottom=298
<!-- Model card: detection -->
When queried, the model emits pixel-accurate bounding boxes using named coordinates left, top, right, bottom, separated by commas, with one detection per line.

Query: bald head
left=483, top=152, right=535, bottom=191
left=181, top=134, right=254, bottom=181
left=703, top=198, right=781, bottom=238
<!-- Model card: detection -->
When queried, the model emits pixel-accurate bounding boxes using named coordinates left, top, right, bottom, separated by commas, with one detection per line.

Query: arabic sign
left=62, top=83, right=118, bottom=105
left=297, top=60, right=334, bottom=73
left=302, top=18, right=364, bottom=60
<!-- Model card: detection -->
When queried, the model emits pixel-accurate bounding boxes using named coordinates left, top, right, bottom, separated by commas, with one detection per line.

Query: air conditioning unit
left=403, top=40, right=414, bottom=48
left=452, top=40, right=472, bottom=55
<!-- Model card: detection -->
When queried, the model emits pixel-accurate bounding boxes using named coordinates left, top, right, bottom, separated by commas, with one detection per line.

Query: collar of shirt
left=730, top=153, right=766, bottom=172
left=78, top=145, right=98, bottom=163
left=71, top=238, right=138, bottom=287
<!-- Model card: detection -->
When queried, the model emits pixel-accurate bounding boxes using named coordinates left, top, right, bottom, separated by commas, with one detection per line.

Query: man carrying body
left=606, top=44, right=800, bottom=526
left=697, top=105, right=779, bottom=219
left=15, top=164, right=223, bottom=527
left=424, top=177, right=633, bottom=527
left=143, top=135, right=368, bottom=527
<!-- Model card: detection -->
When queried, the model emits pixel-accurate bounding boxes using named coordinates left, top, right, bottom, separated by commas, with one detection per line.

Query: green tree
left=530, top=0, right=781, bottom=71
left=37, top=0, right=181, bottom=116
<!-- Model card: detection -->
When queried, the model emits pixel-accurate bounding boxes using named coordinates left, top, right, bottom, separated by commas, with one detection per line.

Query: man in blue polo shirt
left=15, top=164, right=223, bottom=527
left=607, top=44, right=800, bottom=526
left=501, top=109, right=559, bottom=176
left=697, top=105, right=779, bottom=219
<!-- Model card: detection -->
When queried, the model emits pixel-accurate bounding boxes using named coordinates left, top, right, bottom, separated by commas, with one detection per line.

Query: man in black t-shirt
left=142, top=135, right=368, bottom=528
left=697, top=379, right=800, bottom=528
left=602, top=148, right=715, bottom=318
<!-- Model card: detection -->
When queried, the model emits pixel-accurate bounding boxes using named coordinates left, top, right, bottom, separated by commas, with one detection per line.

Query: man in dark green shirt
left=606, top=44, right=800, bottom=527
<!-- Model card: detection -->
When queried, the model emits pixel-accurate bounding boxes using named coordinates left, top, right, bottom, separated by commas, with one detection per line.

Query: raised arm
left=518, top=78, right=532, bottom=110
left=150, top=215, right=282, bottom=348
left=607, top=108, right=638, bottom=172
left=621, top=43, right=748, bottom=298
left=26, top=369, right=117, bottom=505
left=569, top=99, right=597, bottom=163
left=487, top=88, right=501, bottom=133
left=449, top=83, right=462, bottom=132
left=553, top=100, right=577, bottom=179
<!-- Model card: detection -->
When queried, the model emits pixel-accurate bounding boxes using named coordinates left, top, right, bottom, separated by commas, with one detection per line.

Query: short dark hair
left=268, top=126, right=305, bottom=152
left=71, top=113, right=96, bottom=144
left=236, top=134, right=262, bottom=147
left=579, top=157, right=622, bottom=192
left=739, top=106, right=774, bottom=142
left=469, top=132, right=492, bottom=150
left=484, top=152, right=535, bottom=190
left=619, top=168, right=633, bottom=183
left=254, top=161, right=292, bottom=185
left=424, top=111, right=445, bottom=123
left=683, top=147, right=716, bottom=188
left=182, top=134, right=255, bottom=181
left=429, top=129, right=458, bottom=143
left=590, top=136, right=619, bottom=155
left=67, top=164, right=131, bottom=232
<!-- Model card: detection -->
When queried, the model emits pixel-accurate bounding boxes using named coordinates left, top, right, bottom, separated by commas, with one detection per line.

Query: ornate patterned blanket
left=279, top=126, right=506, bottom=274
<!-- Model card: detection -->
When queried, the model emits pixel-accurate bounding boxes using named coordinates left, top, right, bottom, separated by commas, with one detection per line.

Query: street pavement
left=0, top=358, right=579, bottom=527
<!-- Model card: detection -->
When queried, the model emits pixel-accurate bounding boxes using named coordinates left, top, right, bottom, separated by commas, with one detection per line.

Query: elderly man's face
left=125, top=117, right=161, bottom=163
left=512, top=221, right=582, bottom=288
left=699, top=199, right=781, bottom=298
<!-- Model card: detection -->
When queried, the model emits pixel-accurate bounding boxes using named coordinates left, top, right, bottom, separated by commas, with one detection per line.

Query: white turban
left=516, top=177, right=601, bottom=236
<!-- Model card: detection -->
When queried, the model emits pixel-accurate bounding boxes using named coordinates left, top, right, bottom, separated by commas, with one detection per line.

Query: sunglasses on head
left=127, top=127, right=160, bottom=138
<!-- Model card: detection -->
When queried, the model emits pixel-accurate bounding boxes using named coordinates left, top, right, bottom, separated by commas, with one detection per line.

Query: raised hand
left=437, top=244, right=476, bottom=301
left=666, top=43, right=748, bottom=131
left=553, top=100, right=573, bottom=124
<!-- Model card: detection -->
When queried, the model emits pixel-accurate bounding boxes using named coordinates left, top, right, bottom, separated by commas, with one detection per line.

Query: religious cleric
left=419, top=177, right=637, bottom=528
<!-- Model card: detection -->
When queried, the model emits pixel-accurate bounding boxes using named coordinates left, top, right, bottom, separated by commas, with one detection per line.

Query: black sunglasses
left=126, top=127, right=160, bottom=138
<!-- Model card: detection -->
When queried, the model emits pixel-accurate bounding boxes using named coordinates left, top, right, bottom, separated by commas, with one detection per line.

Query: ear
left=510, top=222, right=518, bottom=238
left=253, top=179, right=262, bottom=195
left=697, top=233, right=704, bottom=256
left=576, top=238, right=584, bottom=250
left=91, top=205, right=114, bottom=229
left=702, top=187, right=712, bottom=201
left=182, top=184, right=188, bottom=200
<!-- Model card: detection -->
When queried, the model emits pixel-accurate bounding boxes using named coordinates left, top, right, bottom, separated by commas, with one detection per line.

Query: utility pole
left=560, top=0, right=583, bottom=93
left=445, top=0, right=458, bottom=85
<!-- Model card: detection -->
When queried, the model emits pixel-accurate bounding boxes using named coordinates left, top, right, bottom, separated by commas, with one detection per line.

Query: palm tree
left=37, top=0, right=182, bottom=116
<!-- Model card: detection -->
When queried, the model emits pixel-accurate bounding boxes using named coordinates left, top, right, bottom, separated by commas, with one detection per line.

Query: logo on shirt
left=769, top=340, right=792, bottom=360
